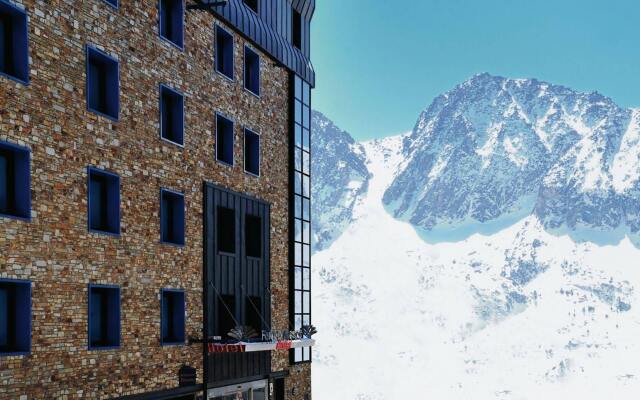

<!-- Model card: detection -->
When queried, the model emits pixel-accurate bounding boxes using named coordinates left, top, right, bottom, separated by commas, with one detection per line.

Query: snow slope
left=312, top=134, right=640, bottom=400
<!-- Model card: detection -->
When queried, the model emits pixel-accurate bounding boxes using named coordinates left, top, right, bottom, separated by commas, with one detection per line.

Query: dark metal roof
left=193, top=0, right=315, bottom=86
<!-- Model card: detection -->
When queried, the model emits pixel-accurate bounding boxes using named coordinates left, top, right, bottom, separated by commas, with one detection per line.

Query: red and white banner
left=207, top=339, right=315, bottom=354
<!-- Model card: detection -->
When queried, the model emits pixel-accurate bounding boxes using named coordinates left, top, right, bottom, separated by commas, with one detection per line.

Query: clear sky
left=311, top=0, right=640, bottom=140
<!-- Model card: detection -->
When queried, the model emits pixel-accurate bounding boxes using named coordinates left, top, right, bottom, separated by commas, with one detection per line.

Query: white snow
left=312, top=136, right=640, bottom=400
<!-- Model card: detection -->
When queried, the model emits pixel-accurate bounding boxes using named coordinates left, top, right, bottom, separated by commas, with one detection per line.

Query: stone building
left=0, top=0, right=314, bottom=399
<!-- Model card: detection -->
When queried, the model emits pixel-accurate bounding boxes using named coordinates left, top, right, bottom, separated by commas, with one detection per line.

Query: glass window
left=88, top=167, right=120, bottom=235
left=215, top=26, right=234, bottom=80
left=0, top=0, right=29, bottom=84
left=0, top=279, right=31, bottom=355
left=88, top=284, right=120, bottom=349
left=244, top=46, right=260, bottom=96
left=216, top=114, right=234, bottom=165
left=0, top=141, right=30, bottom=220
left=160, top=189, right=185, bottom=246
left=159, top=0, right=184, bottom=48
left=160, top=84, right=184, bottom=146
left=86, top=46, right=119, bottom=120
left=161, top=289, right=185, bottom=345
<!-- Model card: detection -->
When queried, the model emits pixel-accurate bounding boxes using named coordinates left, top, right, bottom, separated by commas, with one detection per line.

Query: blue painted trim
left=214, top=24, right=234, bottom=81
left=0, top=0, right=30, bottom=85
left=215, top=112, right=235, bottom=167
left=243, top=127, right=261, bottom=177
left=160, top=288, right=186, bottom=346
left=0, top=140, right=32, bottom=221
left=158, top=83, right=185, bottom=147
left=85, top=45, right=120, bottom=121
left=159, top=188, right=186, bottom=247
left=158, top=0, right=185, bottom=51
left=101, top=0, right=119, bottom=9
left=0, top=278, right=31, bottom=357
left=86, top=166, right=121, bottom=236
left=243, top=45, right=261, bottom=97
left=87, top=283, right=121, bottom=351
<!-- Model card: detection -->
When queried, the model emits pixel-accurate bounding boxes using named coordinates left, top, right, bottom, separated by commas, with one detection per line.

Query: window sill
left=159, top=34, right=185, bottom=52
left=87, top=106, right=119, bottom=122
left=89, top=228, right=121, bottom=237
left=160, top=136, right=185, bottom=148
left=0, top=212, right=32, bottom=222
left=0, top=70, right=30, bottom=86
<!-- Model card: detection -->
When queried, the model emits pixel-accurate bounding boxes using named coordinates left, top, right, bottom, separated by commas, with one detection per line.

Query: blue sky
left=311, top=0, right=640, bottom=140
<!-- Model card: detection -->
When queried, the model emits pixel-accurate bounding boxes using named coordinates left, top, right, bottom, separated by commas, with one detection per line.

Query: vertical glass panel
left=302, top=314, right=310, bottom=326
left=303, top=346, right=310, bottom=360
left=303, top=267, right=310, bottom=290
left=303, top=128, right=310, bottom=152
left=295, top=347, right=303, bottom=361
left=295, top=172, right=302, bottom=195
left=295, top=147, right=302, bottom=172
left=295, top=218, right=302, bottom=242
left=302, top=151, right=309, bottom=175
left=295, top=267, right=302, bottom=290
left=294, top=314, right=302, bottom=330
left=302, top=105, right=310, bottom=128
left=295, top=195, right=302, bottom=219
left=303, top=244, right=310, bottom=267
left=302, top=175, right=310, bottom=198
left=303, top=292, right=310, bottom=313
left=302, top=197, right=310, bottom=221
left=295, top=100, right=302, bottom=123
left=295, top=76, right=302, bottom=100
left=295, top=242, right=302, bottom=266
left=295, top=124, right=302, bottom=148
left=295, top=291, right=302, bottom=313
left=303, top=80, right=310, bottom=105
left=303, top=221, right=310, bottom=244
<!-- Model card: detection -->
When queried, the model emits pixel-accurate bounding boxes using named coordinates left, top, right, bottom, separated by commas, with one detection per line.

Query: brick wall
left=0, top=0, right=309, bottom=398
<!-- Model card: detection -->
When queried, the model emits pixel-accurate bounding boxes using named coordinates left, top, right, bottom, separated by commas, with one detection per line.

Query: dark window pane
left=244, top=47, right=260, bottom=95
left=217, top=206, right=235, bottom=253
left=216, top=114, right=234, bottom=165
left=244, top=129, right=260, bottom=176
left=160, top=0, right=184, bottom=48
left=217, top=294, right=236, bottom=339
left=215, top=26, right=234, bottom=80
left=245, top=214, right=261, bottom=258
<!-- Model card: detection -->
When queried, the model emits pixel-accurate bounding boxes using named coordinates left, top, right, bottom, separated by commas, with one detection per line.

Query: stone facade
left=0, top=0, right=311, bottom=398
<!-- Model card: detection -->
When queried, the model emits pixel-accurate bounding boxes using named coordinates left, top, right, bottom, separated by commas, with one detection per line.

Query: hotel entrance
left=207, top=380, right=267, bottom=400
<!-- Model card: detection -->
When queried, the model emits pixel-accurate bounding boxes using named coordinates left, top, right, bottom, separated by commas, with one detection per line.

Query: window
left=0, top=279, right=31, bottom=356
left=161, top=289, right=185, bottom=345
left=217, top=206, right=235, bottom=254
left=87, top=167, right=120, bottom=235
left=86, top=46, right=119, bottom=120
left=217, top=294, right=236, bottom=340
left=0, top=0, right=29, bottom=84
left=245, top=296, right=262, bottom=333
left=216, top=113, right=234, bottom=165
left=292, top=7, right=302, bottom=49
left=244, top=128, right=260, bottom=176
left=215, top=25, right=233, bottom=80
left=160, top=189, right=185, bottom=246
left=159, top=0, right=184, bottom=49
left=0, top=141, right=30, bottom=220
left=102, top=0, right=118, bottom=8
left=245, top=214, right=261, bottom=258
left=244, top=46, right=260, bottom=96
left=159, top=84, right=184, bottom=146
left=291, top=75, right=312, bottom=363
left=243, top=0, right=258, bottom=13
left=88, top=284, right=120, bottom=349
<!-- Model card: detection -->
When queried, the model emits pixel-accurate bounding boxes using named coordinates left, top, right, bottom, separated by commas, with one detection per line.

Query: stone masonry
left=0, top=0, right=310, bottom=398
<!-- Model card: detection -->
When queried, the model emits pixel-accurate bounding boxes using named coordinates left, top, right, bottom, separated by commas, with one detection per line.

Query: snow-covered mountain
left=383, top=73, right=640, bottom=243
left=311, top=111, right=370, bottom=251
left=311, top=75, right=640, bottom=400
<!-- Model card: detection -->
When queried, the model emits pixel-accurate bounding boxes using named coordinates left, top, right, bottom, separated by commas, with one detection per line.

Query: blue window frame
left=0, top=140, right=30, bottom=221
left=102, top=0, right=118, bottom=8
left=86, top=46, right=119, bottom=120
left=0, top=279, right=31, bottom=356
left=215, top=25, right=233, bottom=80
left=159, top=84, right=184, bottom=146
left=87, top=167, right=120, bottom=235
left=244, top=128, right=260, bottom=176
left=159, top=0, right=184, bottom=49
left=88, top=284, right=120, bottom=350
left=0, top=0, right=29, bottom=84
left=244, top=46, right=260, bottom=96
left=161, top=289, right=185, bottom=345
left=160, top=188, right=185, bottom=246
left=215, top=113, right=234, bottom=166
